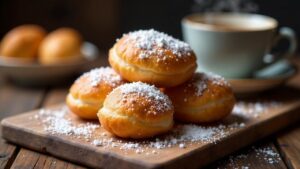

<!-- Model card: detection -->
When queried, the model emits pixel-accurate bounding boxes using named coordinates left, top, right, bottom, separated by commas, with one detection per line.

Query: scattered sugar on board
left=34, top=101, right=279, bottom=155
left=92, top=122, right=244, bottom=153
left=35, top=107, right=99, bottom=140
left=76, top=67, right=123, bottom=87
left=34, top=106, right=244, bottom=154
left=124, top=29, right=193, bottom=60
left=233, top=101, right=281, bottom=118
left=116, top=82, right=173, bottom=113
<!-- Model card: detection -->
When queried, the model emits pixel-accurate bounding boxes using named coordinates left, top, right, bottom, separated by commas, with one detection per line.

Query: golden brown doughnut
left=39, top=28, right=83, bottom=65
left=109, top=29, right=197, bottom=87
left=66, top=67, right=126, bottom=119
left=164, top=72, right=235, bottom=123
left=0, top=25, right=46, bottom=61
left=98, top=82, right=174, bottom=138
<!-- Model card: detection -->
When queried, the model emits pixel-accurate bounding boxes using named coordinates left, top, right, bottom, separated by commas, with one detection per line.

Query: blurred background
left=0, top=0, right=299, bottom=52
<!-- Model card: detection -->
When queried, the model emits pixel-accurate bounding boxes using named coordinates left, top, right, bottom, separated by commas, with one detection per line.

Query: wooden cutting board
left=1, top=89, right=300, bottom=169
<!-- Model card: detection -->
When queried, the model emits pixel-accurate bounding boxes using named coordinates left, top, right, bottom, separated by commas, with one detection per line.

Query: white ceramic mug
left=182, top=13, right=297, bottom=78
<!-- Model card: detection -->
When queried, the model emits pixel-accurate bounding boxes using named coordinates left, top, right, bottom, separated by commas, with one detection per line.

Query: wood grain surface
left=211, top=142, right=288, bottom=169
left=0, top=79, right=45, bottom=169
left=276, top=125, right=300, bottom=169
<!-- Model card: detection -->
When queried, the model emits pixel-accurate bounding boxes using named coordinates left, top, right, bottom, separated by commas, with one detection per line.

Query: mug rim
left=182, top=12, right=278, bottom=32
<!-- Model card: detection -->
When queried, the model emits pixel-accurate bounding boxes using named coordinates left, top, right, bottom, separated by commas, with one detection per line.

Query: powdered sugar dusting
left=206, top=72, right=230, bottom=86
left=76, top=67, right=123, bottom=87
left=233, top=101, right=281, bottom=118
left=123, top=29, right=193, bottom=61
left=255, top=147, right=281, bottom=164
left=35, top=107, right=99, bottom=140
left=34, top=106, right=244, bottom=154
left=183, top=72, right=230, bottom=101
left=216, top=145, right=281, bottom=168
left=93, top=122, right=244, bottom=152
left=32, top=100, right=280, bottom=155
left=117, top=82, right=173, bottom=114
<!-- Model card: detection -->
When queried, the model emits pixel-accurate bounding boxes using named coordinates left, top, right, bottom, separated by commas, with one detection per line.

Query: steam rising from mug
left=192, top=0, right=258, bottom=13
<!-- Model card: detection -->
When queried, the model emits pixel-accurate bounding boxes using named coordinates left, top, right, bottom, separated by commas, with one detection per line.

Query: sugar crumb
left=179, top=143, right=186, bottom=149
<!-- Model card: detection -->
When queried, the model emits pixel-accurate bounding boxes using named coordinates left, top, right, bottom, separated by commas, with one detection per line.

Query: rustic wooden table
left=0, top=61, right=300, bottom=169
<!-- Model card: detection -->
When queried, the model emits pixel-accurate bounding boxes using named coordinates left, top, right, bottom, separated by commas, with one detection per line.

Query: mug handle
left=254, top=27, right=297, bottom=78
left=267, top=27, right=297, bottom=63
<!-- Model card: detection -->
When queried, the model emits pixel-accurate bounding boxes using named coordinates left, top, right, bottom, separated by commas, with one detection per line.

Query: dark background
left=0, top=0, right=299, bottom=52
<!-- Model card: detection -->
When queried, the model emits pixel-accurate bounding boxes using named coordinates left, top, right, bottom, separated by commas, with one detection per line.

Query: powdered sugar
left=35, top=106, right=244, bottom=154
left=91, top=122, right=244, bottom=153
left=206, top=72, right=230, bottom=86
left=116, top=82, right=173, bottom=113
left=255, top=147, right=281, bottom=164
left=124, top=29, right=193, bottom=60
left=92, top=139, right=103, bottom=146
left=34, top=100, right=279, bottom=155
left=233, top=101, right=281, bottom=118
left=183, top=72, right=230, bottom=99
left=77, top=67, right=123, bottom=87
left=216, top=145, right=281, bottom=168
left=36, top=107, right=99, bottom=140
left=176, top=124, right=224, bottom=142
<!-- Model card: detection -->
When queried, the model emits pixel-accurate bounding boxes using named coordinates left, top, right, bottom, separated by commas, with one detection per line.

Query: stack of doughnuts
left=66, top=29, right=235, bottom=139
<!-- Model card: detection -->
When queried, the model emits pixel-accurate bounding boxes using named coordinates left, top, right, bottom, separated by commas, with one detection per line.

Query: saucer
left=228, top=63, right=297, bottom=95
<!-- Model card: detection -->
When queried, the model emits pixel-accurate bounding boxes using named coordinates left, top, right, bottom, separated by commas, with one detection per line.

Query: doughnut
left=108, top=29, right=197, bottom=87
left=66, top=67, right=126, bottom=119
left=164, top=72, right=235, bottom=123
left=0, top=25, right=46, bottom=61
left=39, top=28, right=83, bottom=65
left=98, top=82, right=174, bottom=138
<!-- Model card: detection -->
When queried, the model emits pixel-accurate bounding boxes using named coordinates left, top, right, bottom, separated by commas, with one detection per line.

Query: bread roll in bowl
left=98, top=82, right=174, bottom=139
left=109, top=29, right=197, bottom=87
left=165, top=72, right=235, bottom=123
left=39, top=28, right=83, bottom=65
left=0, top=25, right=46, bottom=61
left=67, top=67, right=126, bottom=119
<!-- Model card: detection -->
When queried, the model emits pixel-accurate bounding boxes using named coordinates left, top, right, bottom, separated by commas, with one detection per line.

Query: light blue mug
left=182, top=13, right=297, bottom=78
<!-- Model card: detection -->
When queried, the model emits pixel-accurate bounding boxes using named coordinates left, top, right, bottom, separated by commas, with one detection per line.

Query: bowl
left=0, top=42, right=107, bottom=85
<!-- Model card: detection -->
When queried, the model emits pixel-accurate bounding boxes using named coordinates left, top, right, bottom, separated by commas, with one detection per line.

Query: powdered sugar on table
left=216, top=145, right=281, bottom=169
